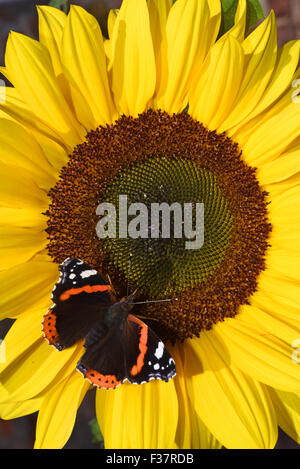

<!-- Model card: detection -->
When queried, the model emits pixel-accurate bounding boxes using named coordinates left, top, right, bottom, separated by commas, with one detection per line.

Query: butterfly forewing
left=43, top=258, right=112, bottom=350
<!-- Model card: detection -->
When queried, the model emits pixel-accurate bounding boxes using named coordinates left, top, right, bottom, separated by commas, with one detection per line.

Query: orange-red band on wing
left=128, top=314, right=148, bottom=376
left=59, top=284, right=111, bottom=301
left=80, top=368, right=122, bottom=389
left=42, top=309, right=59, bottom=347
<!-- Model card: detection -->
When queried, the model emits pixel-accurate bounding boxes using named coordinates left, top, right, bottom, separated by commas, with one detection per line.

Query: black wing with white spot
left=125, top=315, right=176, bottom=384
left=43, top=258, right=112, bottom=350
left=75, top=313, right=176, bottom=388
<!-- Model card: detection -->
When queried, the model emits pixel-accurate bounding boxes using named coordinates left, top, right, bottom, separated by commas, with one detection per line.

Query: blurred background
left=0, top=0, right=299, bottom=450
left=262, top=0, right=300, bottom=45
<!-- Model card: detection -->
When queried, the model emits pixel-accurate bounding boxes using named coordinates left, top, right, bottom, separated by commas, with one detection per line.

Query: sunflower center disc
left=46, top=110, right=271, bottom=342
left=102, top=158, right=233, bottom=297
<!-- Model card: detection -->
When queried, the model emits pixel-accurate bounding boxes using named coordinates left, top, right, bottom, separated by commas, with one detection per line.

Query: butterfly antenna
left=133, top=298, right=178, bottom=305
left=106, top=274, right=117, bottom=297
left=127, top=253, right=132, bottom=297
left=136, top=314, right=160, bottom=322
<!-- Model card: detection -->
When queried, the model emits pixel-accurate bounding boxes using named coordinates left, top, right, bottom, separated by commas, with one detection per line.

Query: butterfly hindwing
left=76, top=313, right=176, bottom=388
left=76, top=323, right=128, bottom=389
left=125, top=315, right=176, bottom=384
left=42, top=258, right=112, bottom=350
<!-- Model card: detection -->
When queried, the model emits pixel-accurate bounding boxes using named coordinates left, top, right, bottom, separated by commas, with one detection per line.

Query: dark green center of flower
left=102, top=157, right=233, bottom=297
left=46, top=110, right=271, bottom=342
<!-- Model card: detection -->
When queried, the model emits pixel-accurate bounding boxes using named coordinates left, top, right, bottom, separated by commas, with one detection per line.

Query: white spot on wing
left=153, top=363, right=160, bottom=370
left=154, top=341, right=164, bottom=359
left=80, top=269, right=98, bottom=279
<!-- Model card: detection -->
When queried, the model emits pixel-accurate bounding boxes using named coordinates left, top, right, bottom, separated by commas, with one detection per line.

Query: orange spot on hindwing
left=42, top=309, right=61, bottom=349
left=78, top=366, right=122, bottom=389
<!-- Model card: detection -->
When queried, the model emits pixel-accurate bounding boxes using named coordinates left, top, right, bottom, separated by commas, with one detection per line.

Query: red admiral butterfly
left=42, top=258, right=176, bottom=389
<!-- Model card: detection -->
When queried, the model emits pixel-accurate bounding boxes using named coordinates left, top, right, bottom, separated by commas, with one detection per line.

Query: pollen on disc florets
left=46, top=110, right=272, bottom=342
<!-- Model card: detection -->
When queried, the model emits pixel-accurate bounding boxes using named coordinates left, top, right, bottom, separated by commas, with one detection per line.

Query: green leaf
left=88, top=418, right=105, bottom=448
left=48, top=0, right=69, bottom=13
left=246, top=0, right=265, bottom=32
left=218, top=0, right=265, bottom=37
left=219, top=0, right=239, bottom=37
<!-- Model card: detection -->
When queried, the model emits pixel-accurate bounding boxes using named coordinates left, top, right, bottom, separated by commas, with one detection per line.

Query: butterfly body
left=42, top=258, right=176, bottom=389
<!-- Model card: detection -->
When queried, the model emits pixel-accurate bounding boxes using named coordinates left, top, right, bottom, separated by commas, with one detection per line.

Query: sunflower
left=0, top=0, right=299, bottom=450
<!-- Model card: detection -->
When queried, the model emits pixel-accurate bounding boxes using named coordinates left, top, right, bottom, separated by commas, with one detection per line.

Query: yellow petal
left=147, top=0, right=172, bottom=97
left=37, top=5, right=67, bottom=77
left=61, top=6, right=117, bottom=129
left=257, top=269, right=300, bottom=312
left=30, top=129, right=69, bottom=171
left=222, top=0, right=247, bottom=41
left=156, top=0, right=212, bottom=112
left=214, top=305, right=300, bottom=393
left=107, top=9, right=119, bottom=39
left=220, top=12, right=277, bottom=132
left=96, top=378, right=179, bottom=449
left=104, top=9, right=119, bottom=62
left=0, top=118, right=57, bottom=190
left=231, top=68, right=299, bottom=146
left=0, top=162, right=49, bottom=210
left=4, top=32, right=85, bottom=147
left=189, top=36, right=244, bottom=131
left=0, top=397, right=42, bottom=419
left=34, top=371, right=90, bottom=449
left=0, top=225, right=47, bottom=270
left=234, top=83, right=300, bottom=166
left=251, top=289, right=300, bottom=332
left=237, top=40, right=300, bottom=130
left=184, top=334, right=277, bottom=449
left=270, top=227, right=300, bottom=254
left=257, top=145, right=300, bottom=185
left=110, top=0, right=156, bottom=117
left=265, top=175, right=300, bottom=199
left=170, top=343, right=221, bottom=449
left=38, top=5, right=73, bottom=105
left=0, top=87, right=72, bottom=156
left=238, top=303, right=300, bottom=345
left=206, top=0, right=222, bottom=41
left=0, top=207, right=45, bottom=228
left=268, top=185, right=300, bottom=226
left=148, top=0, right=172, bottom=46
left=269, top=388, right=300, bottom=445
left=0, top=306, right=84, bottom=402
left=266, top=249, right=300, bottom=281
left=0, top=255, right=57, bottom=320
